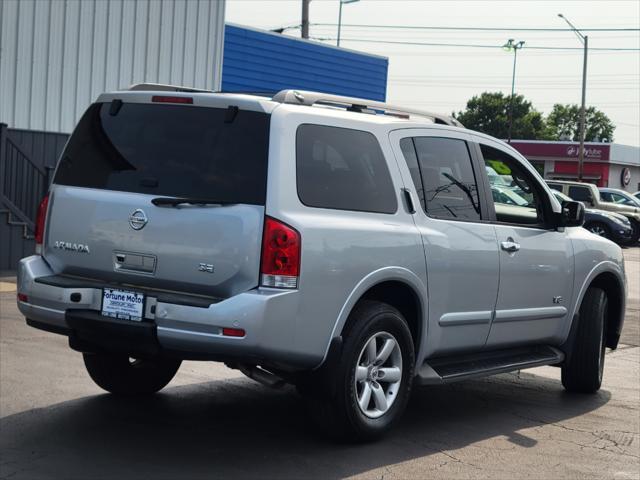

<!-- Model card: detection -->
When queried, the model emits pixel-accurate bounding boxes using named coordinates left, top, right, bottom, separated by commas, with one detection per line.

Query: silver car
left=17, top=86, right=627, bottom=440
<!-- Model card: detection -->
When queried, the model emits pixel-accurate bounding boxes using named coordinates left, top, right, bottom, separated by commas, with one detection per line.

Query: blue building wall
left=222, top=24, right=388, bottom=101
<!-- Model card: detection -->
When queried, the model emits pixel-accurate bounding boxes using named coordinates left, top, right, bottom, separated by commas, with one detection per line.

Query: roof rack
left=127, top=83, right=214, bottom=93
left=272, top=90, right=463, bottom=127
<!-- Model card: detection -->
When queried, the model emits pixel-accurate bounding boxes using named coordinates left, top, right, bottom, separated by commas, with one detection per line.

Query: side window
left=480, top=144, right=546, bottom=226
left=547, top=183, right=563, bottom=192
left=296, top=124, right=397, bottom=214
left=399, top=138, right=425, bottom=208
left=599, top=191, right=613, bottom=202
left=610, top=192, right=632, bottom=205
left=568, top=186, right=594, bottom=205
left=412, top=137, right=481, bottom=221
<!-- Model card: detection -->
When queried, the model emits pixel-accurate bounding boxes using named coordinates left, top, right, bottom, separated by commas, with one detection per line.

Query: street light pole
left=337, top=0, right=359, bottom=47
left=559, top=13, right=588, bottom=182
left=503, top=39, right=525, bottom=143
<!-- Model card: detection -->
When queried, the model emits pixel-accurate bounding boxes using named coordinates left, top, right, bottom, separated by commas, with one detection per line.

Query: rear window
left=568, top=185, right=593, bottom=203
left=296, top=124, right=397, bottom=214
left=54, top=102, right=270, bottom=205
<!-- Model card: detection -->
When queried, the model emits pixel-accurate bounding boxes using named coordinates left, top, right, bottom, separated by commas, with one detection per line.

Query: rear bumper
left=17, top=255, right=320, bottom=370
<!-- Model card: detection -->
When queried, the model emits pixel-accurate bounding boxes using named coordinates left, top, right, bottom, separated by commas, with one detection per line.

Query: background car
left=600, top=187, right=640, bottom=208
left=547, top=180, right=640, bottom=244
left=552, top=190, right=633, bottom=245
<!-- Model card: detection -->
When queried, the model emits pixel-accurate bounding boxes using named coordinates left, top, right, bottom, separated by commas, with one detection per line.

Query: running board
left=416, top=345, right=564, bottom=385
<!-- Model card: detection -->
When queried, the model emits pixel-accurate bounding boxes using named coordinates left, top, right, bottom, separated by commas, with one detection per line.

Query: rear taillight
left=260, top=217, right=301, bottom=289
left=34, top=194, right=49, bottom=254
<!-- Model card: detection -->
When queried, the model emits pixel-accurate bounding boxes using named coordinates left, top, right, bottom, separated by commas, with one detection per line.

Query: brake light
left=260, top=217, right=301, bottom=289
left=151, top=95, right=193, bottom=104
left=34, top=194, right=49, bottom=254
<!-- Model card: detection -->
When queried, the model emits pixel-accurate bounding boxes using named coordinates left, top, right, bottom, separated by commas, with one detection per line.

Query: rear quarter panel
left=265, top=106, right=428, bottom=366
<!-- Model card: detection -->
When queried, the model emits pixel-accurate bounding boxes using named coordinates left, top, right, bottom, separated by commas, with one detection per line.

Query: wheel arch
left=590, top=271, right=625, bottom=349
left=569, top=262, right=626, bottom=350
left=317, top=267, right=427, bottom=369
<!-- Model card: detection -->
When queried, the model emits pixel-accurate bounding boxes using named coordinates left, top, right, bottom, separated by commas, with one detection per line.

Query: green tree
left=454, top=92, right=548, bottom=140
left=544, top=104, right=615, bottom=142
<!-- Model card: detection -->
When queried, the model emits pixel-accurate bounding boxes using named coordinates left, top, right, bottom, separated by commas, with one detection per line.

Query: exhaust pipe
left=231, top=364, right=287, bottom=389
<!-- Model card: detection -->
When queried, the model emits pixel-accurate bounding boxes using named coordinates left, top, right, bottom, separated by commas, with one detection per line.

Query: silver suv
left=17, top=86, right=627, bottom=440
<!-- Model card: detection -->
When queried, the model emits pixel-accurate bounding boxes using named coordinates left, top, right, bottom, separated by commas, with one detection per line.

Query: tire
left=561, top=287, right=607, bottom=393
left=585, top=221, right=611, bottom=239
left=303, top=300, right=415, bottom=441
left=83, top=353, right=181, bottom=395
left=628, top=219, right=640, bottom=245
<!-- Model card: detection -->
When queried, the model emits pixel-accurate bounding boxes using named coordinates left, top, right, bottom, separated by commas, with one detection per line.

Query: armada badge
left=54, top=241, right=90, bottom=253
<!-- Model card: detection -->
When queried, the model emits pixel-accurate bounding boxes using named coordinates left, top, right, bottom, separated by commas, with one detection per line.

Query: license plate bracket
left=101, top=288, right=145, bottom=321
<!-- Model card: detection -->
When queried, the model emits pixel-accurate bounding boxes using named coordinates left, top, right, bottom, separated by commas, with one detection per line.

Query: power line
left=311, top=23, right=640, bottom=32
left=312, top=37, right=640, bottom=51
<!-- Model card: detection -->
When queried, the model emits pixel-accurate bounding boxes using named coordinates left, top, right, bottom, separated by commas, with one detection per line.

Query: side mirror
left=560, top=200, right=585, bottom=228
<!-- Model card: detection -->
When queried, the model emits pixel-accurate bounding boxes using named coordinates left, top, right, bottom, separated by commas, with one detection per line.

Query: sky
left=226, top=0, right=640, bottom=146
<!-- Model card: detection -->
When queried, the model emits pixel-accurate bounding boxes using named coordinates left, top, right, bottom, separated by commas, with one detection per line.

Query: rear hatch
left=45, top=95, right=271, bottom=299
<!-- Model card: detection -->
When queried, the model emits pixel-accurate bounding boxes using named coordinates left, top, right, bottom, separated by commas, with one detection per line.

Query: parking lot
left=0, top=248, right=638, bottom=480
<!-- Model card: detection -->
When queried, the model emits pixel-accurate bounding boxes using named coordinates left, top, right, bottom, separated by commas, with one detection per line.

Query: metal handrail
left=0, top=125, right=47, bottom=229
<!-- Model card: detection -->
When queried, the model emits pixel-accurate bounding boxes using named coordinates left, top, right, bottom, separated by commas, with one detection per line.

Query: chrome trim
left=493, top=306, right=568, bottom=323
left=439, top=311, right=492, bottom=327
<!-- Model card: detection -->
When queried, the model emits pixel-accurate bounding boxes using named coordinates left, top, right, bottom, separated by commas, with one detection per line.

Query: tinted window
left=547, top=183, right=563, bottom=192
left=55, top=102, right=270, bottom=205
left=600, top=191, right=613, bottom=202
left=412, top=137, right=481, bottom=221
left=481, top=145, right=544, bottom=225
left=568, top=186, right=594, bottom=203
left=296, top=125, right=397, bottom=214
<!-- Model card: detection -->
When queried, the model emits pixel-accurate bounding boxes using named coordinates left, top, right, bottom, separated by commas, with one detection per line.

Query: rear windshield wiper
left=151, top=197, right=236, bottom=207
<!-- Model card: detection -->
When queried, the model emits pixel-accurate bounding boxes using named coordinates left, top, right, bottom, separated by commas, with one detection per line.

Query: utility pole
left=503, top=39, right=525, bottom=143
left=559, top=13, right=588, bottom=182
left=301, top=0, right=310, bottom=39
left=337, top=0, right=359, bottom=47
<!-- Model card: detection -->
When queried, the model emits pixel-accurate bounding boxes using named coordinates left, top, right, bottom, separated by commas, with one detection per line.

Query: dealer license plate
left=102, top=288, right=144, bottom=321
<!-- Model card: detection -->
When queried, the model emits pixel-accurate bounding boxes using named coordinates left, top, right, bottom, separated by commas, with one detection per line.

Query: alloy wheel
left=354, top=331, right=403, bottom=419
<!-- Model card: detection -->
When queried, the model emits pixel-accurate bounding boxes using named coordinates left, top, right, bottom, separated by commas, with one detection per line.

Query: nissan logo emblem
left=129, top=209, right=148, bottom=230
left=621, top=167, right=631, bottom=186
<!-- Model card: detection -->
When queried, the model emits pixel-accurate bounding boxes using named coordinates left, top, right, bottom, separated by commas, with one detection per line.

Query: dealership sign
left=566, top=146, right=604, bottom=159
left=510, top=142, right=610, bottom=161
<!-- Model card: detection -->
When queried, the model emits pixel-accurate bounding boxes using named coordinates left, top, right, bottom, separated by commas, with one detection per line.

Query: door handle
left=402, top=188, right=416, bottom=214
left=501, top=238, right=521, bottom=253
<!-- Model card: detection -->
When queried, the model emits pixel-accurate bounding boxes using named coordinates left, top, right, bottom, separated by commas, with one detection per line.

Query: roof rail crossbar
left=271, top=90, right=463, bottom=127
left=127, top=83, right=215, bottom=93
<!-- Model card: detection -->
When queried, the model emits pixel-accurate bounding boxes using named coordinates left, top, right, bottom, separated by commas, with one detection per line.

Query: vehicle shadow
left=0, top=370, right=611, bottom=479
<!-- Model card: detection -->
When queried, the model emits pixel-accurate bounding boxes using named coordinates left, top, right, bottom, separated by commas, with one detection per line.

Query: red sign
left=510, top=142, right=610, bottom=161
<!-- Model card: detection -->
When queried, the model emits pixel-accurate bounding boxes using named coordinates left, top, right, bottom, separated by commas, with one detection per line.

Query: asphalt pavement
left=1, top=248, right=638, bottom=479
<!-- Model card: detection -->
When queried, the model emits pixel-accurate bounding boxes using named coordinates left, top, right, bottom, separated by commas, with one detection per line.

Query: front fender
left=564, top=260, right=626, bottom=343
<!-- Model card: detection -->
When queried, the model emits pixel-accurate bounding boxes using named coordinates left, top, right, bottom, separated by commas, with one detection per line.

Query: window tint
left=481, top=144, right=544, bottom=225
left=55, top=102, right=270, bottom=205
left=296, top=125, right=397, bottom=214
left=600, top=191, right=613, bottom=202
left=568, top=186, right=594, bottom=204
left=412, top=137, right=481, bottom=221
left=399, top=138, right=424, bottom=207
